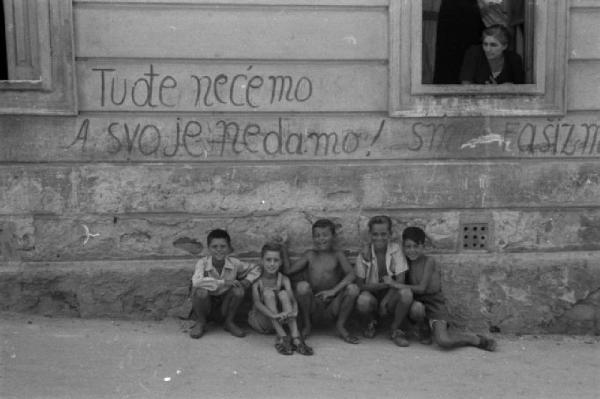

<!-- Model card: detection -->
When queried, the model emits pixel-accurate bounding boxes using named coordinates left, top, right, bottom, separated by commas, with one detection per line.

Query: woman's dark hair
left=368, top=215, right=393, bottom=233
left=207, top=228, right=231, bottom=247
left=261, top=242, right=284, bottom=258
left=482, top=24, right=511, bottom=46
left=312, top=219, right=336, bottom=235
left=402, top=227, right=427, bottom=245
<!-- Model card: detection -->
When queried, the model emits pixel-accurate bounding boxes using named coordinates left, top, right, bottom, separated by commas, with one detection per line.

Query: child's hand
left=360, top=244, right=371, bottom=262
left=231, top=280, right=243, bottom=288
left=315, top=289, right=336, bottom=302
left=274, top=312, right=288, bottom=322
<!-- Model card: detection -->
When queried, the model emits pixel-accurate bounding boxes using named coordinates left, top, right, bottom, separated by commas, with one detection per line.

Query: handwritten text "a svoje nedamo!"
left=92, top=65, right=313, bottom=109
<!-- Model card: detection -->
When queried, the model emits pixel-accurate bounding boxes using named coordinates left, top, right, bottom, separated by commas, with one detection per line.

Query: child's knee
left=356, top=292, right=376, bottom=313
left=295, top=281, right=312, bottom=297
left=398, top=287, right=413, bottom=304
left=409, top=301, right=426, bottom=321
left=230, top=286, right=245, bottom=298
left=277, top=290, right=290, bottom=303
left=344, top=283, right=360, bottom=298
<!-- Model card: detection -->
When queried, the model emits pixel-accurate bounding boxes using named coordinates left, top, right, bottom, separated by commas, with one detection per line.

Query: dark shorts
left=413, top=291, right=450, bottom=323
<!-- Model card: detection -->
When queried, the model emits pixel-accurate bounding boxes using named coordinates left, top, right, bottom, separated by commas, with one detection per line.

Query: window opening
left=422, top=0, right=535, bottom=85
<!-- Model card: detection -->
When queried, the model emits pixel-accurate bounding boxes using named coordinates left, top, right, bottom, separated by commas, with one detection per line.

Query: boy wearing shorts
left=284, top=219, right=360, bottom=344
left=189, top=229, right=260, bottom=339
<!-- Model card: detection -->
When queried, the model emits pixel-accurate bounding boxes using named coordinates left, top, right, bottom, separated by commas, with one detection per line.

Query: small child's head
left=260, top=242, right=284, bottom=275
left=206, top=229, right=232, bottom=261
left=367, top=215, right=393, bottom=251
left=402, top=226, right=426, bottom=261
left=311, top=219, right=336, bottom=251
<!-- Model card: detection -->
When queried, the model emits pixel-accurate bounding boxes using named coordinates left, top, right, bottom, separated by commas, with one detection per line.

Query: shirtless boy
left=284, top=219, right=360, bottom=344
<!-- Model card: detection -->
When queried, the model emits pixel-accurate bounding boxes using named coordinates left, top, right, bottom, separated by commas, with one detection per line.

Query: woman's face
left=482, top=35, right=507, bottom=60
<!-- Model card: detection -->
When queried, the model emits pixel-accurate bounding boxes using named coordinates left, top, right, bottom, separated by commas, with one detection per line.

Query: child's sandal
left=292, top=338, right=314, bottom=356
left=275, top=336, right=293, bottom=355
left=476, top=334, right=497, bottom=352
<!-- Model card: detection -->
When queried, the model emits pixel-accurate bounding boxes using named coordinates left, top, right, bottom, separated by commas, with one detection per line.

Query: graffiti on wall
left=92, top=64, right=313, bottom=109
left=69, top=117, right=385, bottom=158
left=69, top=64, right=600, bottom=159
left=69, top=117, right=600, bottom=159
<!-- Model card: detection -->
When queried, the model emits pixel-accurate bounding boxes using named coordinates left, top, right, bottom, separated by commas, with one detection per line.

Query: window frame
left=0, top=0, right=77, bottom=115
left=389, top=0, right=568, bottom=117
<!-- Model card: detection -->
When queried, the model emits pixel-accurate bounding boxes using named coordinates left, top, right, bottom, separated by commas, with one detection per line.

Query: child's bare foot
left=224, top=321, right=246, bottom=338
left=390, top=329, right=409, bottom=347
left=363, top=319, right=377, bottom=339
left=337, top=325, right=359, bottom=344
left=189, top=322, right=205, bottom=339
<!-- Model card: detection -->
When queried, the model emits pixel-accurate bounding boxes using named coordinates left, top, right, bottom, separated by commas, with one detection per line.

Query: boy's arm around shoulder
left=284, top=250, right=311, bottom=275
left=234, top=258, right=261, bottom=289
left=404, top=256, right=436, bottom=295
left=332, top=250, right=356, bottom=293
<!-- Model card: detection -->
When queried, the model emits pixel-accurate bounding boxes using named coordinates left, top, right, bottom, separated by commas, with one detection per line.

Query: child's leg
left=332, top=284, right=360, bottom=344
left=262, top=290, right=287, bottom=338
left=431, top=320, right=496, bottom=351
left=294, top=281, right=313, bottom=338
left=388, top=287, right=413, bottom=332
left=278, top=291, right=313, bottom=356
left=409, top=301, right=432, bottom=344
left=355, top=291, right=378, bottom=338
left=221, top=286, right=246, bottom=337
left=382, top=288, right=412, bottom=347
left=189, top=287, right=211, bottom=339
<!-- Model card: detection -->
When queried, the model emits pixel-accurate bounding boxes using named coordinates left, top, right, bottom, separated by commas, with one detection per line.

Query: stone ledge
left=1, top=252, right=599, bottom=334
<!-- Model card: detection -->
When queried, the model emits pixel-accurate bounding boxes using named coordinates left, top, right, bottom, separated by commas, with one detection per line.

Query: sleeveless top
left=257, top=272, right=284, bottom=303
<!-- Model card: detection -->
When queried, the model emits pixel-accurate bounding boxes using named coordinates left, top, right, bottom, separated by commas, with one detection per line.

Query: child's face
left=262, top=250, right=282, bottom=275
left=403, top=238, right=424, bottom=261
left=207, top=238, right=230, bottom=261
left=312, top=227, right=334, bottom=251
left=369, top=222, right=391, bottom=251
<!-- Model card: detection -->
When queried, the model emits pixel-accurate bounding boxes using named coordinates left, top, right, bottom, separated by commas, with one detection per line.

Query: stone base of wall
left=1, top=252, right=599, bottom=334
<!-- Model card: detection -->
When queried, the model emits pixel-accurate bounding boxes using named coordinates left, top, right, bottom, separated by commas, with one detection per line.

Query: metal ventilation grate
left=461, top=223, right=488, bottom=250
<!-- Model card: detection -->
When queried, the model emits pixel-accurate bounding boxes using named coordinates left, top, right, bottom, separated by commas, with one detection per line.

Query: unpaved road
left=1, top=312, right=598, bottom=399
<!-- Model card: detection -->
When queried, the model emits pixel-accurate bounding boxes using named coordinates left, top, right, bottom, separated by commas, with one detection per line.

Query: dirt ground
left=1, top=312, right=598, bottom=399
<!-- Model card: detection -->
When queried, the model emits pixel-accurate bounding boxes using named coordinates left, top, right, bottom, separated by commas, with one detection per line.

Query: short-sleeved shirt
left=191, top=255, right=260, bottom=296
left=355, top=242, right=408, bottom=284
